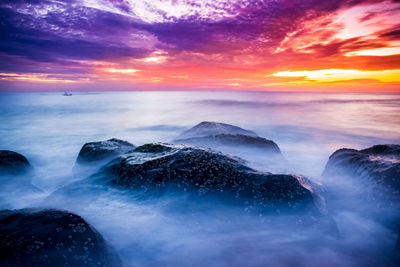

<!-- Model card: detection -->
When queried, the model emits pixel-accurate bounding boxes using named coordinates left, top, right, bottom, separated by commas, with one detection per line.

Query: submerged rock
left=76, top=138, right=135, bottom=164
left=94, top=143, right=320, bottom=213
left=322, top=144, right=400, bottom=193
left=321, top=144, right=400, bottom=238
left=0, top=150, right=32, bottom=176
left=176, top=121, right=258, bottom=139
left=0, top=151, right=42, bottom=208
left=0, top=208, right=121, bottom=267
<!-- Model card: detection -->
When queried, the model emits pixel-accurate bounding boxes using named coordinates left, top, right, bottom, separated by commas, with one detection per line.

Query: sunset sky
left=1, top=0, right=400, bottom=92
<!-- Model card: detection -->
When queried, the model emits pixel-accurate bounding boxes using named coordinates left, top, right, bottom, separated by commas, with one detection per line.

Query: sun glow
left=346, top=45, right=400, bottom=56
left=142, top=56, right=167, bottom=63
left=107, top=68, right=140, bottom=74
left=272, top=69, right=400, bottom=83
left=0, top=73, right=84, bottom=83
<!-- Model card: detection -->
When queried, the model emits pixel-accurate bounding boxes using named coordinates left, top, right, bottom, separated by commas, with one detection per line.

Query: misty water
left=1, top=91, right=400, bottom=266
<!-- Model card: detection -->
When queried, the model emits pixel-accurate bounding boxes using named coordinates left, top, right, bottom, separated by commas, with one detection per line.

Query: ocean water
left=1, top=91, right=400, bottom=266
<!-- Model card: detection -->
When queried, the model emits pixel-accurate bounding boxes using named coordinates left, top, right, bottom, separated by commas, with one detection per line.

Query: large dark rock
left=0, top=208, right=121, bottom=267
left=322, top=144, right=400, bottom=193
left=94, top=143, right=320, bottom=213
left=176, top=121, right=258, bottom=139
left=76, top=138, right=135, bottom=165
left=0, top=150, right=32, bottom=176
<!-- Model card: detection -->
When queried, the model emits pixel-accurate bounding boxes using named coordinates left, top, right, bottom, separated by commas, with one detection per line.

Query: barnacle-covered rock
left=0, top=208, right=121, bottom=267
left=96, top=143, right=320, bottom=213
left=133, top=143, right=174, bottom=153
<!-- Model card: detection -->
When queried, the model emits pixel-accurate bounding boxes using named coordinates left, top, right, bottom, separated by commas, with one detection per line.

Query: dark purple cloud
left=146, top=0, right=348, bottom=53
left=0, top=6, right=150, bottom=58
left=379, top=27, right=400, bottom=40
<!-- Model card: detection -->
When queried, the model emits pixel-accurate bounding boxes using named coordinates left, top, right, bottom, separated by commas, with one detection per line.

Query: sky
left=0, top=0, right=400, bottom=92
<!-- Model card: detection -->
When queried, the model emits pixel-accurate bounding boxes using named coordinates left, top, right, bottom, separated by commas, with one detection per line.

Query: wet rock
left=0, top=151, right=42, bottom=208
left=176, top=121, right=258, bottom=139
left=133, top=143, right=174, bottom=153
left=95, top=143, right=320, bottom=213
left=361, top=144, right=400, bottom=155
left=74, top=139, right=135, bottom=177
left=0, top=208, right=122, bottom=267
left=77, top=139, right=134, bottom=164
left=174, top=133, right=282, bottom=153
left=0, top=150, right=32, bottom=176
left=76, top=138, right=135, bottom=164
left=322, top=144, right=400, bottom=193
left=173, top=122, right=287, bottom=172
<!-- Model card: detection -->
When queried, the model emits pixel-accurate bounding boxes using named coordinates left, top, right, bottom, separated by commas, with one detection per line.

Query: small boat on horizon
left=63, top=92, right=72, bottom=96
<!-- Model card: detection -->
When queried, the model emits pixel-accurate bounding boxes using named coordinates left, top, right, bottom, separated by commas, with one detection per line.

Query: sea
left=1, top=91, right=399, bottom=266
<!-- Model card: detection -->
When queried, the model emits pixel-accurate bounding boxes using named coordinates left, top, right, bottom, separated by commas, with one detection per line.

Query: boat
left=63, top=92, right=72, bottom=96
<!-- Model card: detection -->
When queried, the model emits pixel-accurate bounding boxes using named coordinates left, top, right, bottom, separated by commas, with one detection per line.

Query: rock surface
left=133, top=143, right=174, bottom=153
left=94, top=143, right=319, bottom=213
left=176, top=121, right=258, bottom=139
left=173, top=122, right=287, bottom=171
left=174, top=133, right=282, bottom=153
left=0, top=208, right=121, bottom=267
left=0, top=150, right=32, bottom=176
left=76, top=138, right=135, bottom=164
left=322, top=144, right=400, bottom=193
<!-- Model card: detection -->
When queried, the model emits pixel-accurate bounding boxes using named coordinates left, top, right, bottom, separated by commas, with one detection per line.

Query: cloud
left=0, top=0, right=399, bottom=90
left=379, top=27, right=400, bottom=40
left=0, top=0, right=361, bottom=62
left=0, top=6, right=152, bottom=60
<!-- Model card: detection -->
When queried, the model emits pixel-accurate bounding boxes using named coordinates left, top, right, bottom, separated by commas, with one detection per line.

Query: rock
left=361, top=144, right=400, bottom=155
left=74, top=139, right=135, bottom=178
left=174, top=133, right=282, bottom=153
left=322, top=144, right=400, bottom=193
left=0, top=150, right=32, bottom=176
left=76, top=138, right=135, bottom=165
left=0, top=208, right=122, bottom=267
left=173, top=122, right=287, bottom=172
left=0, top=151, right=42, bottom=209
left=95, top=143, right=320, bottom=213
left=133, top=143, right=174, bottom=153
left=176, top=121, right=258, bottom=139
